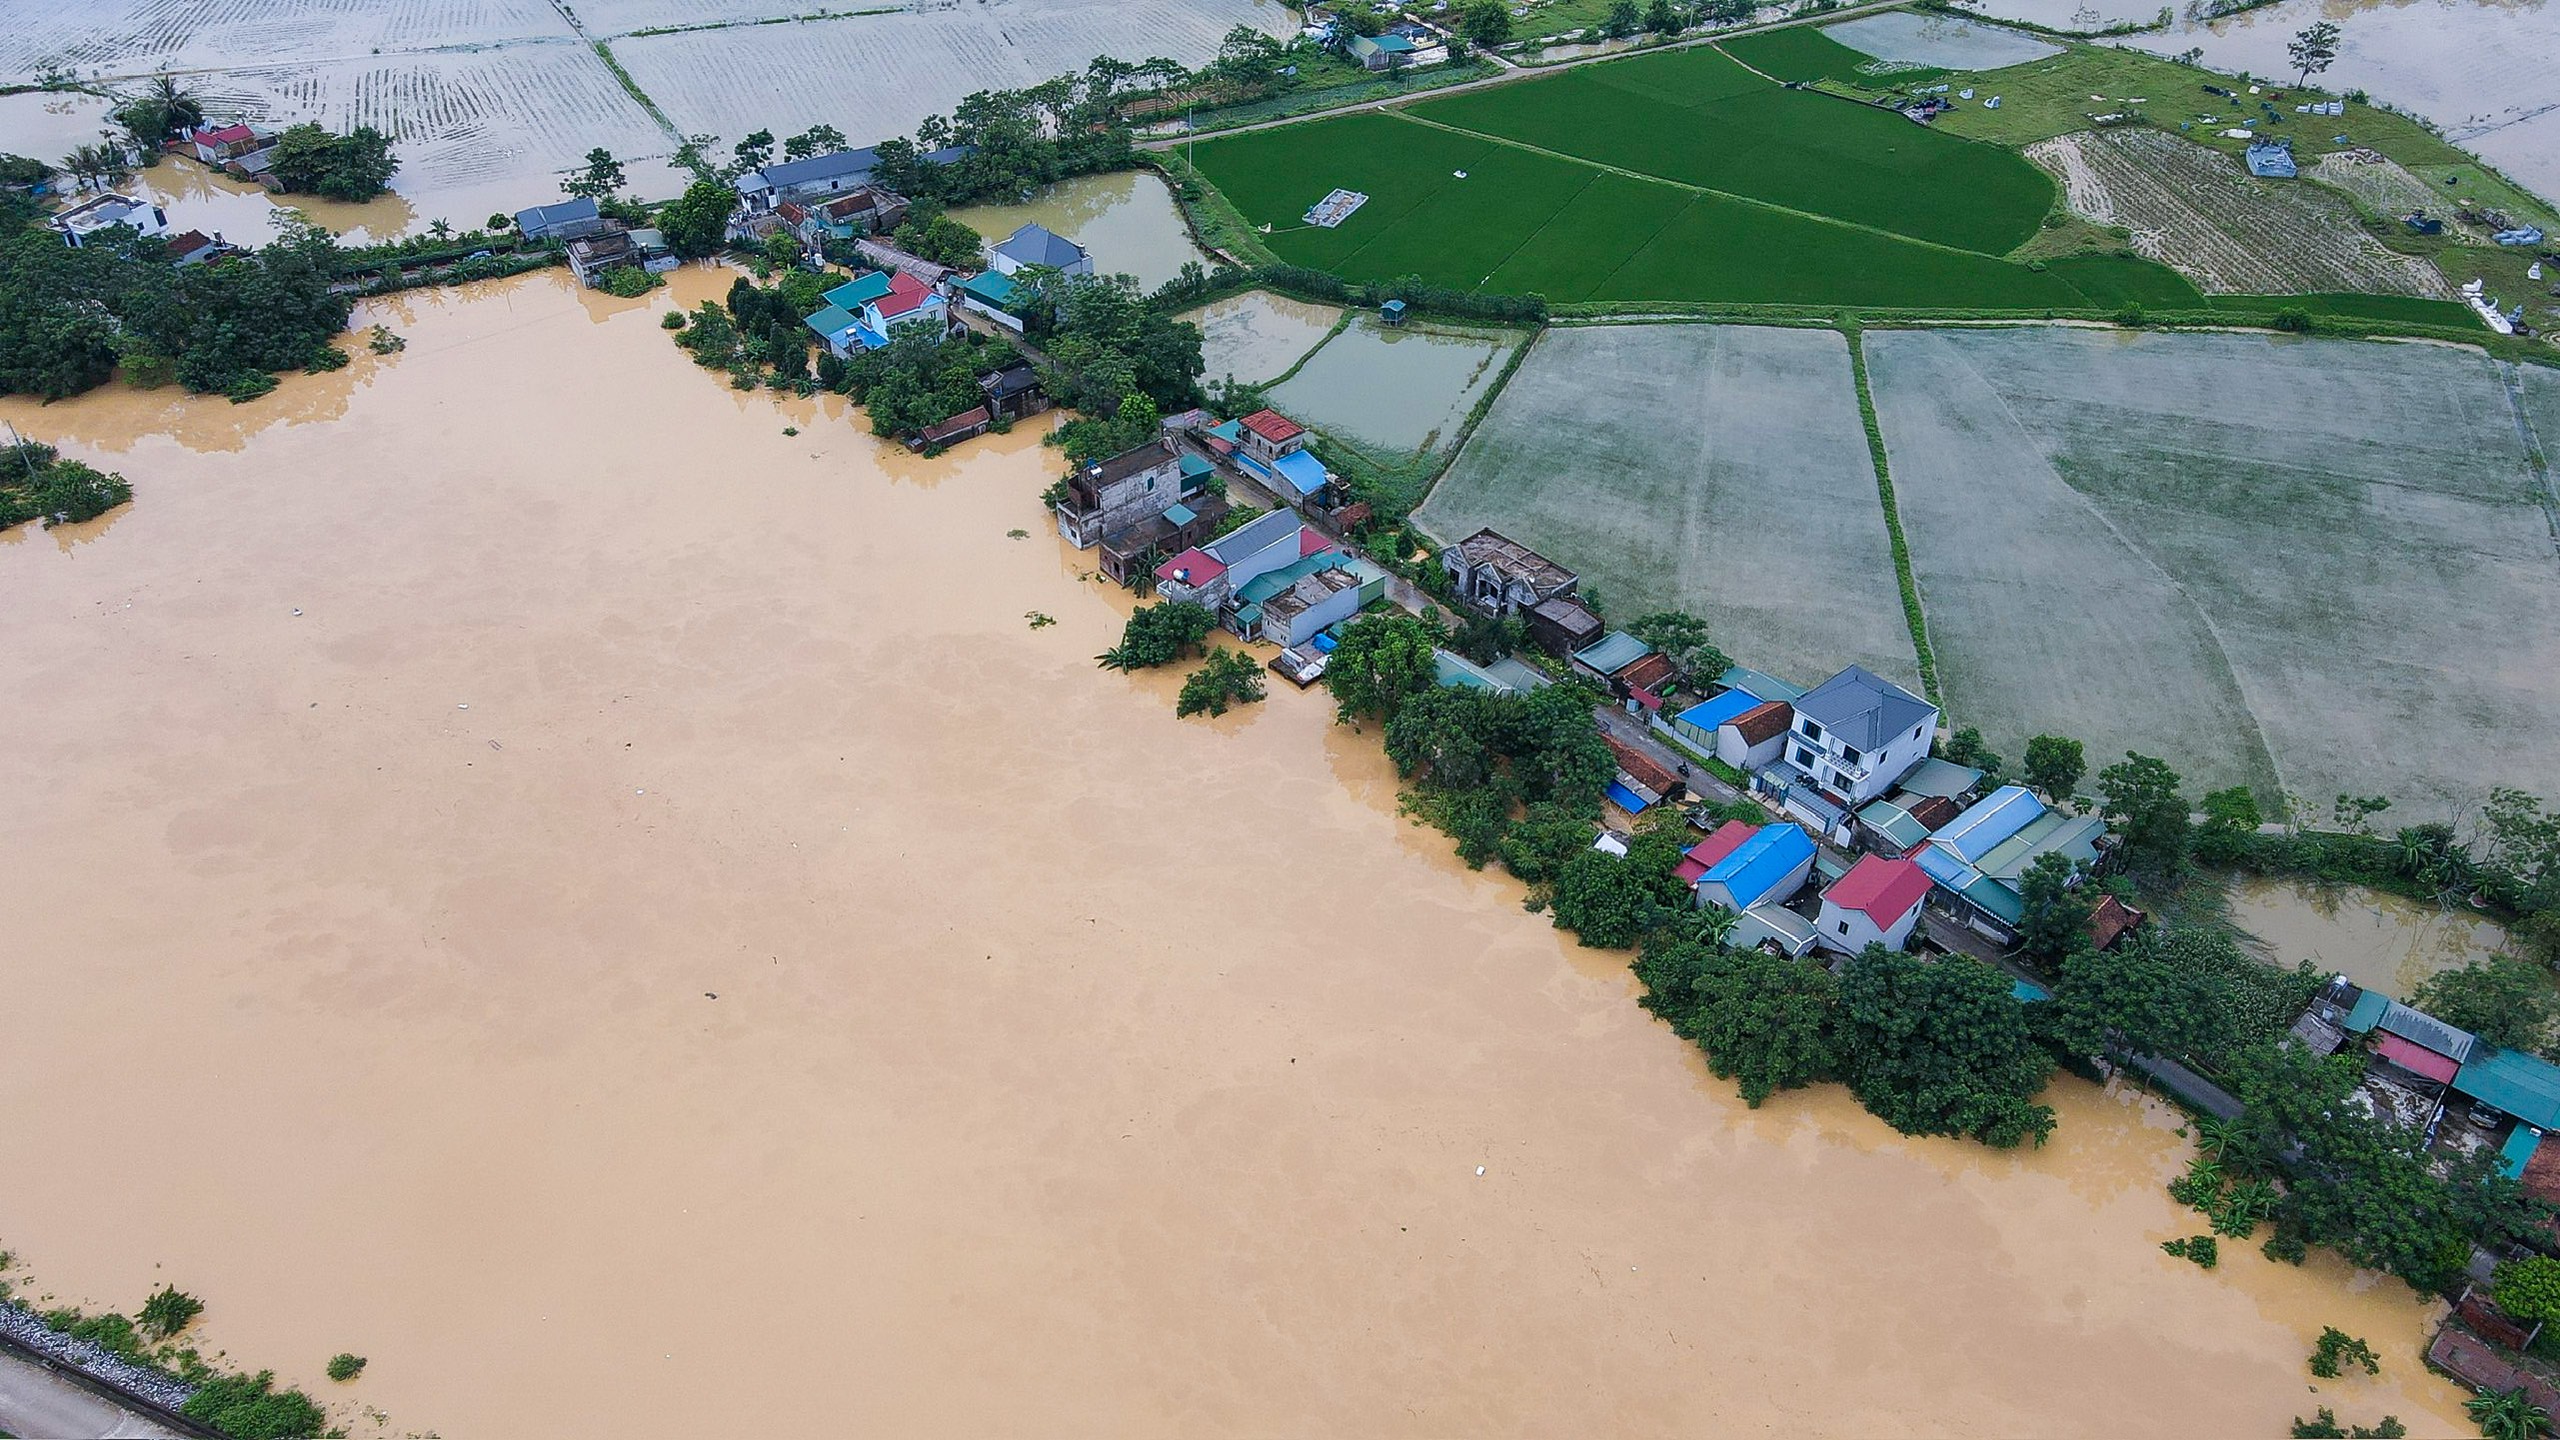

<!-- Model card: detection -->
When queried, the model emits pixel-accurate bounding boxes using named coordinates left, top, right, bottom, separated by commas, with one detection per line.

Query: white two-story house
left=1781, top=665, right=1937, bottom=807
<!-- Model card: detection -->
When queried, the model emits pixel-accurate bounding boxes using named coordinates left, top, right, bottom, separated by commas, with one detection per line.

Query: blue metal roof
left=1574, top=631, right=1653, bottom=676
left=2012, top=978, right=2052, bottom=1003
left=1700, top=824, right=1814, bottom=910
left=2455, top=1047, right=2560, bottom=1131
left=1915, top=841, right=1981, bottom=893
left=2502, top=1124, right=2543, bottom=1178
left=1931, top=785, right=2044, bottom=862
left=1606, top=780, right=1651, bottom=815
left=1272, top=447, right=1328, bottom=498
left=1673, top=690, right=1761, bottom=734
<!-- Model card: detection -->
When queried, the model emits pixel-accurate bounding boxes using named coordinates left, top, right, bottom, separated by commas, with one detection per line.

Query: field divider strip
left=1841, top=323, right=1942, bottom=707
left=1472, top=172, right=1603, bottom=291
left=1385, top=112, right=2015, bottom=262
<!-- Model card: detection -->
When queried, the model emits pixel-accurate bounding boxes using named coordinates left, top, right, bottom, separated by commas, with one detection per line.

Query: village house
left=1570, top=632, right=1674, bottom=707
left=800, top=270, right=945, bottom=356
left=185, top=122, right=270, bottom=166
left=1719, top=700, right=1795, bottom=773
left=1693, top=822, right=1816, bottom=915
left=50, top=192, right=168, bottom=247
left=1849, top=757, right=1984, bottom=856
left=978, top=363, right=1048, bottom=422
left=1347, top=26, right=1449, bottom=70
left=514, top=198, right=607, bottom=243
left=1156, top=511, right=1324, bottom=615
left=1442, top=528, right=1577, bottom=617
left=1054, top=438, right=1187, bottom=550
left=1911, top=784, right=2110, bottom=942
left=988, top=222, right=1092, bottom=278
left=1814, top=854, right=1932, bottom=955
left=910, top=406, right=991, bottom=452
left=1603, top=733, right=1684, bottom=815
left=1202, top=409, right=1331, bottom=505
left=1235, top=550, right=1383, bottom=646
left=565, top=225, right=676, bottom=287
left=160, top=229, right=231, bottom=266
left=1780, top=666, right=1938, bottom=807
left=788, top=188, right=907, bottom=247
left=956, top=270, right=1030, bottom=332
left=1526, top=594, right=1603, bottom=657
left=2087, top=893, right=2145, bottom=951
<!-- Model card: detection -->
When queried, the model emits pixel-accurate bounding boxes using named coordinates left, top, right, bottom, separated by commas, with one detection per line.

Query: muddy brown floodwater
left=0, top=270, right=2471, bottom=1438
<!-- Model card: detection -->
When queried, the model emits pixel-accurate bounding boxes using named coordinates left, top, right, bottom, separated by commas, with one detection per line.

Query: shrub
left=660, top=311, right=687, bottom=330
left=138, top=1285, right=203, bottom=1339
left=595, top=265, right=660, bottom=298
left=2493, top=1255, right=2560, bottom=1326
left=181, top=1371, right=329, bottom=1439
left=2308, top=1326, right=2380, bottom=1379
left=2161, top=1234, right=2219, bottom=1268
left=326, top=1352, right=366, bottom=1382
left=224, top=371, right=280, bottom=404
left=1175, top=648, right=1267, bottom=717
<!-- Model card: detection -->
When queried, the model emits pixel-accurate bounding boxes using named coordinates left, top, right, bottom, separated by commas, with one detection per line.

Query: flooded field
left=949, top=171, right=1210, bottom=294
left=1266, top=315, right=1519, bottom=455
left=1184, top=289, right=1345, bottom=387
left=0, top=271, right=2473, bottom=1438
left=2230, top=876, right=2521, bottom=999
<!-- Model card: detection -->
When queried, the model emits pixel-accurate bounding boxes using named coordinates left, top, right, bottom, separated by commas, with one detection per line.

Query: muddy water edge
left=0, top=270, right=2471, bottom=1437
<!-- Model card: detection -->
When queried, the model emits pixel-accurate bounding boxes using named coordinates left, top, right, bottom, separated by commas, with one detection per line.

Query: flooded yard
left=1184, top=289, right=1345, bottom=387
left=1266, top=315, right=1520, bottom=455
left=949, top=170, right=1211, bottom=294
left=2228, top=875, right=2521, bottom=998
left=0, top=271, right=2471, bottom=1438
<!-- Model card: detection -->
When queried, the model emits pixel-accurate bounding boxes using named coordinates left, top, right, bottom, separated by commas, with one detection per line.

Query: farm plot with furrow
left=2026, top=128, right=2450, bottom=298
left=0, top=0, right=571, bottom=82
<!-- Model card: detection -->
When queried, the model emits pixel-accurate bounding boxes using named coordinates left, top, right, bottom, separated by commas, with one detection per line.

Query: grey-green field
left=1417, top=324, right=1920, bottom=692
left=1870, top=327, right=2560, bottom=813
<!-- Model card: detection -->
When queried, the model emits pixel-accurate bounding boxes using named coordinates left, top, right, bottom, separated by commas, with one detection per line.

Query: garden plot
left=1267, top=316, right=1517, bottom=456
left=2308, top=150, right=2488, bottom=237
left=1872, top=327, right=2560, bottom=813
left=2025, top=128, right=2449, bottom=298
left=0, top=0, right=571, bottom=82
left=1184, top=291, right=1344, bottom=388
left=613, top=0, right=1285, bottom=154
left=1818, top=13, right=2060, bottom=73
left=181, top=44, right=682, bottom=225
left=1417, top=324, right=1918, bottom=690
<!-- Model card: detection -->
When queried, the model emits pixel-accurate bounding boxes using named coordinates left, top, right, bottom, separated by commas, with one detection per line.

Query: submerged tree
left=2288, top=20, right=2342, bottom=87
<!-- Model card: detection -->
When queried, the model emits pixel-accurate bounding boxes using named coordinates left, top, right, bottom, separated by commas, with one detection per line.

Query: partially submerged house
left=801, top=270, right=945, bottom=356
left=50, top=192, right=167, bottom=247
left=514, top=197, right=606, bottom=243
left=1156, top=510, right=1321, bottom=613
left=956, top=269, right=1029, bottom=332
left=185, top=122, right=269, bottom=166
left=565, top=224, right=676, bottom=287
left=1443, top=528, right=1577, bottom=618
left=1055, top=437, right=1185, bottom=546
left=978, top=363, right=1048, bottom=422
left=910, top=406, right=990, bottom=452
left=1234, top=549, right=1383, bottom=646
left=989, top=222, right=1092, bottom=278
left=1814, top=854, right=1932, bottom=955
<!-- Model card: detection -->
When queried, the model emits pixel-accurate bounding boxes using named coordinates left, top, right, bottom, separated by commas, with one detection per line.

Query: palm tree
left=2466, top=1387, right=2550, bottom=1440
left=427, top=218, right=453, bottom=241
left=2192, top=1114, right=2240, bottom=1159
left=63, top=143, right=127, bottom=191
left=149, top=73, right=204, bottom=133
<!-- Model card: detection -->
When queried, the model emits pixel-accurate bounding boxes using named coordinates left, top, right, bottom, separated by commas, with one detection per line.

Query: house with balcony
left=1779, top=666, right=1937, bottom=809
left=1443, top=528, right=1577, bottom=617
left=1156, top=511, right=1327, bottom=616
left=1055, top=438, right=1187, bottom=550
left=1204, top=410, right=1332, bottom=505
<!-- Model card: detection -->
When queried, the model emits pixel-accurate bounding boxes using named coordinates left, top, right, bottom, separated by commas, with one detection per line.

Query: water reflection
left=2227, top=874, right=2520, bottom=997
left=1185, top=290, right=1345, bottom=386
left=949, top=172, right=1212, bottom=293
left=1267, top=316, right=1519, bottom=454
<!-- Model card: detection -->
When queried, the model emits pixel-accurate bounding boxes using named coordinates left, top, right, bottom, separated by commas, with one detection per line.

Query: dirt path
left=1139, top=0, right=1906, bottom=150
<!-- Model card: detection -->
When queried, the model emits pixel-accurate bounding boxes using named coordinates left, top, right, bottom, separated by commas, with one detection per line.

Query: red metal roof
left=1240, top=409, right=1303, bottom=444
left=2374, top=1032, right=2462, bottom=1084
left=1824, top=854, right=1931, bottom=923
left=1674, top=820, right=1757, bottom=884
left=871, top=270, right=932, bottom=319
left=1155, top=547, right=1225, bottom=586
left=196, top=123, right=254, bottom=145
left=1297, top=528, right=1334, bottom=558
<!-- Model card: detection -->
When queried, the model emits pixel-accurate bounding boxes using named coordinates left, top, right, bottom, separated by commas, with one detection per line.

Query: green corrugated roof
left=1979, top=811, right=2107, bottom=884
left=2502, top=1124, right=2542, bottom=1178
left=2343, top=989, right=2390, bottom=1033
left=1178, top=452, right=1213, bottom=478
left=1573, top=631, right=1653, bottom=675
left=802, top=304, right=860, bottom=337
left=1162, top=502, right=1196, bottom=527
left=1236, top=550, right=1351, bottom=604
left=1857, top=799, right=1930, bottom=850
left=823, top=271, right=894, bottom=309
left=2456, top=1047, right=2560, bottom=1132
left=959, top=270, right=1019, bottom=307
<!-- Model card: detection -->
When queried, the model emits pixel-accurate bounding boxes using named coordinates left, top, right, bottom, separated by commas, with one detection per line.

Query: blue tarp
left=2012, top=979, right=2052, bottom=1003
left=2501, top=1124, right=2542, bottom=1179
left=1606, top=780, right=1651, bottom=814
left=1311, top=632, right=1339, bottom=654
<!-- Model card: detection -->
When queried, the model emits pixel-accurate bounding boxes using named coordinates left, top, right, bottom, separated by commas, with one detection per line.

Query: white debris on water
left=0, top=1300, right=198, bottom=1411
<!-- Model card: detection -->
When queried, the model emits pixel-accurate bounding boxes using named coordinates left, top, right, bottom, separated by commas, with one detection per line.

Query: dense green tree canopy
left=2410, top=957, right=2557, bottom=1055
left=1325, top=613, right=1442, bottom=724
left=1839, top=947, right=2056, bottom=1148
left=1637, top=937, right=1841, bottom=1105
left=266, top=123, right=399, bottom=200
left=2022, top=734, right=2084, bottom=803
left=2097, top=751, right=2189, bottom=873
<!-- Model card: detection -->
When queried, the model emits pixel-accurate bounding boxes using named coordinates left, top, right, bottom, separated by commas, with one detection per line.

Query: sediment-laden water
left=0, top=270, right=2470, bottom=1438
left=949, top=171, right=1211, bottom=293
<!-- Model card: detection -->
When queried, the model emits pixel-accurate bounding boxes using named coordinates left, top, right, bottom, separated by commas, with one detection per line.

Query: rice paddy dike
left=1172, top=7, right=2554, bottom=335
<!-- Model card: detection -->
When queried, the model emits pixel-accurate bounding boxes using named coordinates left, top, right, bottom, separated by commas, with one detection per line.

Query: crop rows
left=2025, top=128, right=2449, bottom=298
left=0, top=0, right=570, bottom=82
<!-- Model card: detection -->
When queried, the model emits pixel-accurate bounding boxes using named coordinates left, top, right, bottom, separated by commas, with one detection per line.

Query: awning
left=2374, top=1032, right=2461, bottom=1084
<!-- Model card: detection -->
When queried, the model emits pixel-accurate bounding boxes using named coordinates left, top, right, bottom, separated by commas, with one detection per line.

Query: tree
left=2291, top=1411, right=2406, bottom=1439
left=1625, top=611, right=1729, bottom=686
left=2097, top=751, right=2188, bottom=873
left=2015, top=852, right=2091, bottom=966
left=63, top=143, right=129, bottom=192
left=2047, top=931, right=2239, bottom=1064
left=1500, top=680, right=1615, bottom=813
left=264, top=123, right=398, bottom=200
left=1637, top=939, right=1840, bottom=1105
left=2413, top=959, right=2557, bottom=1055
left=2492, top=1255, right=2560, bottom=1326
left=2308, top=1327, right=2380, bottom=1379
left=1645, top=0, right=1685, bottom=33
left=655, top=177, right=734, bottom=258
left=2195, top=784, right=2264, bottom=864
left=1942, top=725, right=2004, bottom=783
left=1501, top=801, right=1600, bottom=888
left=1385, top=684, right=1504, bottom=790
left=1838, top=946, right=2055, bottom=1147
left=732, top=129, right=775, bottom=174
left=783, top=124, right=848, bottom=161
left=892, top=201, right=986, bottom=270
left=1097, top=601, right=1217, bottom=670
left=2022, top=735, right=2084, bottom=803
left=1176, top=649, right=1266, bottom=717
left=1603, top=0, right=1644, bottom=35
left=2288, top=20, right=2342, bottom=87
left=1325, top=613, right=1442, bottom=724
left=1550, top=849, right=1664, bottom=949
left=2468, top=1389, right=2551, bottom=1440
left=1460, top=0, right=1514, bottom=46
left=116, top=72, right=203, bottom=146
left=562, top=146, right=626, bottom=202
